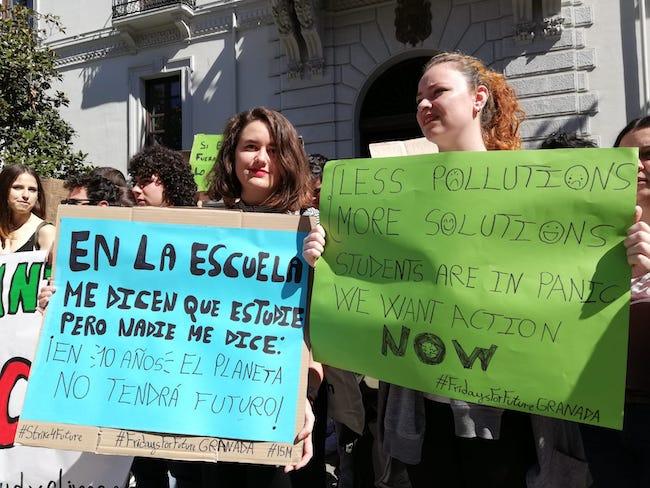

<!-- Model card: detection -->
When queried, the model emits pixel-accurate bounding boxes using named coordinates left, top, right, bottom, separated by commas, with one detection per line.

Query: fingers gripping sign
left=626, top=206, right=650, bottom=278
left=302, top=225, right=326, bottom=268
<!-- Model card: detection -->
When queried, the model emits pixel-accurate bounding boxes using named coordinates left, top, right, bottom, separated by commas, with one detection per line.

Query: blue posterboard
left=21, top=211, right=309, bottom=444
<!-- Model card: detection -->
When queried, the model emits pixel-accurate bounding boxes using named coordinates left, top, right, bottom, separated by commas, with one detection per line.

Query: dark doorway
left=145, top=74, right=182, bottom=150
left=358, top=56, right=431, bottom=157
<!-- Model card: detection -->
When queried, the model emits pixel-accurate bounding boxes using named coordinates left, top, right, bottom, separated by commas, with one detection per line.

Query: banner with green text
left=310, top=148, right=638, bottom=429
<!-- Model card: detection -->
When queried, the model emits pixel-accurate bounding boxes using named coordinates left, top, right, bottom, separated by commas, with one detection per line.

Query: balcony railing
left=112, top=0, right=195, bottom=19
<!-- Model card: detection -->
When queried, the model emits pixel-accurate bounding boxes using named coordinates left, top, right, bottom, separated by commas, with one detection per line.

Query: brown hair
left=423, top=52, right=525, bottom=150
left=0, top=164, right=46, bottom=241
left=208, top=107, right=312, bottom=212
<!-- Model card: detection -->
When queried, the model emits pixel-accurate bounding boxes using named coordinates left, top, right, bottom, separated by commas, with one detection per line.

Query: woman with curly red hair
left=303, top=52, right=588, bottom=487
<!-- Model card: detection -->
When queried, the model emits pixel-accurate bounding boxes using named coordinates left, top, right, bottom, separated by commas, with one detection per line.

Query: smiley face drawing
left=539, top=221, right=565, bottom=244
left=446, top=168, right=464, bottom=191
left=564, top=165, right=589, bottom=190
left=441, top=212, right=457, bottom=235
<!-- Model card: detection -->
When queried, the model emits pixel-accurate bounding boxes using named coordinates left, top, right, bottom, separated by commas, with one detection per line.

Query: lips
left=249, top=168, right=269, bottom=178
left=421, top=113, right=439, bottom=126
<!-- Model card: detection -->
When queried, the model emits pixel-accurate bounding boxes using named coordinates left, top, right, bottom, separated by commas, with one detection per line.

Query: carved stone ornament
left=271, top=0, right=324, bottom=79
left=394, top=0, right=432, bottom=47
left=294, top=0, right=315, bottom=30
left=271, top=0, right=294, bottom=36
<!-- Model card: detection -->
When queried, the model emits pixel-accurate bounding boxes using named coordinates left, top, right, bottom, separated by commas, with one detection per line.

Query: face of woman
left=132, top=174, right=166, bottom=207
left=235, top=120, right=279, bottom=205
left=416, top=62, right=485, bottom=151
left=619, top=127, right=650, bottom=211
left=8, top=172, right=38, bottom=217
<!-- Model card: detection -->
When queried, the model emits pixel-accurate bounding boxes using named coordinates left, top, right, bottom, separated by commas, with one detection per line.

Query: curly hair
left=65, top=173, right=133, bottom=207
left=423, top=52, right=525, bottom=150
left=207, top=107, right=312, bottom=213
left=0, top=164, right=46, bottom=241
left=540, top=131, right=597, bottom=149
left=308, top=153, right=329, bottom=182
left=128, top=145, right=197, bottom=206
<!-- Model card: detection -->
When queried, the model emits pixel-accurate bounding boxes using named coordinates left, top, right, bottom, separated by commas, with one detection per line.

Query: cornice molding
left=51, top=1, right=273, bottom=69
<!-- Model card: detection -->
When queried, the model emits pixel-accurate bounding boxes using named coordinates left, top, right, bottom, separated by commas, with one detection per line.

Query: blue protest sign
left=21, top=209, right=309, bottom=445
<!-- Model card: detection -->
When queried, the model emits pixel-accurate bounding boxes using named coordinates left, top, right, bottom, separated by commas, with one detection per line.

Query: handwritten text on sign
left=0, top=252, right=132, bottom=488
left=190, top=134, right=223, bottom=192
left=310, top=148, right=638, bottom=429
left=21, top=218, right=308, bottom=443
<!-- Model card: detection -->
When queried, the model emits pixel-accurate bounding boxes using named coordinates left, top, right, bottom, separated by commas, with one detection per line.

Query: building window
left=145, top=75, right=182, bottom=150
left=3, top=0, right=33, bottom=8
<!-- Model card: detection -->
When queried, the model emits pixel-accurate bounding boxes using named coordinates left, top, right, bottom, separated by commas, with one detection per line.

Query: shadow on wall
left=619, top=0, right=642, bottom=121
left=527, top=98, right=599, bottom=147
left=78, top=27, right=240, bottom=137
left=80, top=41, right=185, bottom=110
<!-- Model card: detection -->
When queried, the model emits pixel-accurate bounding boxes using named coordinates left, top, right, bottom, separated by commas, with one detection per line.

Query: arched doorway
left=358, top=56, right=431, bottom=157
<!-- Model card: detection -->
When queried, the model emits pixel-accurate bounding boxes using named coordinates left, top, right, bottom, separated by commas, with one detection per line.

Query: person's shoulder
left=36, top=220, right=56, bottom=251
left=301, top=207, right=319, bottom=217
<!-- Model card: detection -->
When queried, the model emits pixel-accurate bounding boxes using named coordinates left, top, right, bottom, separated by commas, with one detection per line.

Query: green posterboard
left=310, top=148, right=638, bottom=429
left=189, top=134, right=223, bottom=191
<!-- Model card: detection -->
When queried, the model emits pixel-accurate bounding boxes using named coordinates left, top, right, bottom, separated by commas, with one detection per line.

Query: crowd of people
left=2, top=50, right=650, bottom=487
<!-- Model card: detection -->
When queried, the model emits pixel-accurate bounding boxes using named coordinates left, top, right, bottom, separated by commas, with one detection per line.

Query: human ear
left=474, top=85, right=489, bottom=111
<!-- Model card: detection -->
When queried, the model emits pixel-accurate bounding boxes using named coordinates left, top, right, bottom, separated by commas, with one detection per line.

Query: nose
left=639, top=158, right=650, bottom=172
left=132, top=185, right=142, bottom=196
left=417, top=98, right=432, bottom=112
left=256, top=147, right=270, bottom=165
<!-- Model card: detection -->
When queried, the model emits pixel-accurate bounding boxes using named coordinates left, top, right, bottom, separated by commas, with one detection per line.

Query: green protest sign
left=189, top=134, right=223, bottom=191
left=310, top=148, right=638, bottom=429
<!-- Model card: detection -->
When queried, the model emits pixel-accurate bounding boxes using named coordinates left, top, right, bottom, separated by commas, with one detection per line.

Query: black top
left=14, top=222, right=53, bottom=253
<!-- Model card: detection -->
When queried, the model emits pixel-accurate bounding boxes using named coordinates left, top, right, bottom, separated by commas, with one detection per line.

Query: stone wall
left=271, top=0, right=598, bottom=157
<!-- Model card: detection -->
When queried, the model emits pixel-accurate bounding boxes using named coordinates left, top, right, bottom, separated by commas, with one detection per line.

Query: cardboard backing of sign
left=368, top=137, right=438, bottom=158
left=16, top=205, right=312, bottom=465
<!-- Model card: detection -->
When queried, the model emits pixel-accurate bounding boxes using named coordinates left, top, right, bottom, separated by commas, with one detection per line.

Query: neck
left=240, top=192, right=266, bottom=207
left=10, top=212, right=31, bottom=231
left=436, top=125, right=487, bottom=152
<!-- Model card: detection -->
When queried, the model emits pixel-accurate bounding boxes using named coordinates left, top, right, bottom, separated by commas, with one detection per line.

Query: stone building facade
left=35, top=0, right=644, bottom=173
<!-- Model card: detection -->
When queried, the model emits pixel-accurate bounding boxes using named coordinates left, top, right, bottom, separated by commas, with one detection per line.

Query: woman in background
left=0, top=164, right=55, bottom=254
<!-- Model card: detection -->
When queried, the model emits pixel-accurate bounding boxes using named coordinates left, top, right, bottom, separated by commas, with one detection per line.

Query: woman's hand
left=303, top=225, right=326, bottom=268
left=37, top=280, right=56, bottom=313
left=626, top=206, right=650, bottom=278
left=284, top=398, right=315, bottom=473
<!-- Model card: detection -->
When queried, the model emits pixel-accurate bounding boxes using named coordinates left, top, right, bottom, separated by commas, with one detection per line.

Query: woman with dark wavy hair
left=207, top=107, right=312, bottom=213
left=203, top=107, right=318, bottom=488
left=0, top=164, right=55, bottom=254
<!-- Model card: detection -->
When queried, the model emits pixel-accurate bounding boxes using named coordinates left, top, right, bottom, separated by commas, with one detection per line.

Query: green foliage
left=0, top=5, right=87, bottom=178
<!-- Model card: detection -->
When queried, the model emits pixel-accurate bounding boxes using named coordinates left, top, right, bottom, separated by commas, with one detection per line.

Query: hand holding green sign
left=309, top=148, right=637, bottom=429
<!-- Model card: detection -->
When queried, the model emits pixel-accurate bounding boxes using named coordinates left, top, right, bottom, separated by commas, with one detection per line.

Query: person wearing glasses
left=127, top=144, right=198, bottom=488
left=63, top=172, right=134, bottom=207
left=0, top=164, right=55, bottom=254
